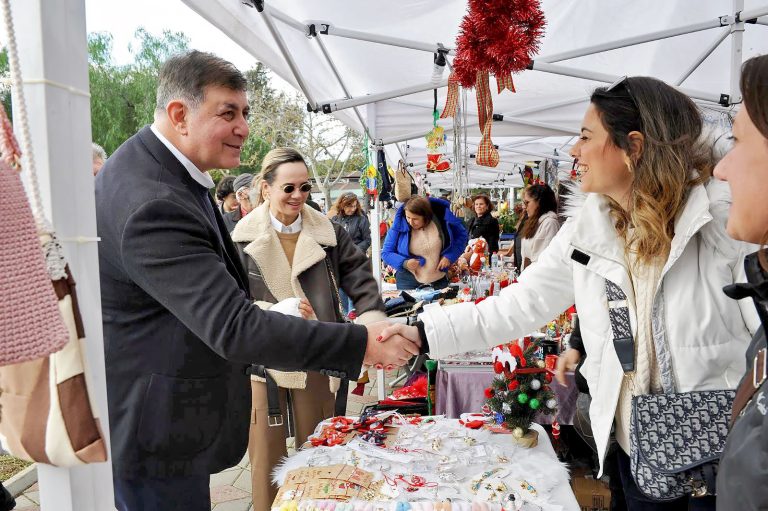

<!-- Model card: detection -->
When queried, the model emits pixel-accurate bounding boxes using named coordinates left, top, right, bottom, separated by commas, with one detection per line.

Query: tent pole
left=378, top=96, right=586, bottom=146
left=675, top=28, right=731, bottom=85
left=9, top=0, right=115, bottom=508
left=260, top=7, right=318, bottom=107
left=529, top=61, right=725, bottom=104
left=315, top=23, right=455, bottom=55
left=316, top=78, right=449, bottom=113
left=539, top=17, right=725, bottom=63
left=756, top=17, right=768, bottom=25
left=738, top=5, right=768, bottom=21
left=730, top=0, right=746, bottom=105
left=264, top=4, right=306, bottom=31
left=314, top=36, right=373, bottom=140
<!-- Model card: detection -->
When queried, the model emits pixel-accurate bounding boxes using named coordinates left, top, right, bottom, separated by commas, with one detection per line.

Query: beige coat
left=231, top=202, right=386, bottom=390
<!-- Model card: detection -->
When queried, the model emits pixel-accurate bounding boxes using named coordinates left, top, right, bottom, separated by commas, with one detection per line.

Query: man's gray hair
left=155, top=50, right=247, bottom=112
left=92, top=142, right=107, bottom=162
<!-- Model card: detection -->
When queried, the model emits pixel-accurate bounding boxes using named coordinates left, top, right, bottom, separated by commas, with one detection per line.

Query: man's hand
left=364, top=321, right=421, bottom=370
left=438, top=256, right=451, bottom=270
left=298, top=298, right=315, bottom=320
left=404, top=259, right=421, bottom=272
left=555, top=348, right=581, bottom=385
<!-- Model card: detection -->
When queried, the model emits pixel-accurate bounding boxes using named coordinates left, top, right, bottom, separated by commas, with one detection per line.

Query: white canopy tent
left=182, top=0, right=768, bottom=185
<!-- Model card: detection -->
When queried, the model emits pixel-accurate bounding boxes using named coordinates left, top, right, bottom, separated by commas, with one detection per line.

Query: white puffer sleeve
left=420, top=220, right=576, bottom=360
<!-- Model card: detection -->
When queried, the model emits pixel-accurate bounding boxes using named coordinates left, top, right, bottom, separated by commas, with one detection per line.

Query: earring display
left=271, top=413, right=573, bottom=511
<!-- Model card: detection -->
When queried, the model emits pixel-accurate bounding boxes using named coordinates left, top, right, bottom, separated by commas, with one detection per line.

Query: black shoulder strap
left=605, top=279, right=635, bottom=372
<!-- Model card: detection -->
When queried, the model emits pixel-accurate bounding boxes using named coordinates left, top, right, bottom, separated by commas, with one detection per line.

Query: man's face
left=222, top=192, right=238, bottom=213
left=92, top=158, right=104, bottom=176
left=181, top=85, right=250, bottom=171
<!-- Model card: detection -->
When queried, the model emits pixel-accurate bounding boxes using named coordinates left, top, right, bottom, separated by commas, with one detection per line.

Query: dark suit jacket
left=222, top=206, right=242, bottom=233
left=96, top=126, right=367, bottom=479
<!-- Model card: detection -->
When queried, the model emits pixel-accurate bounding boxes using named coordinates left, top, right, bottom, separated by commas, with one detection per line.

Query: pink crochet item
left=0, top=105, right=68, bottom=366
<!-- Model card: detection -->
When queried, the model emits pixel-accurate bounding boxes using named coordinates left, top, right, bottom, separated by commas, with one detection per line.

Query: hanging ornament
left=484, top=387, right=495, bottom=399
left=494, top=361, right=504, bottom=374
left=453, top=0, right=546, bottom=88
left=512, top=427, right=525, bottom=439
left=482, top=404, right=492, bottom=415
left=546, top=398, right=557, bottom=410
left=502, top=402, right=512, bottom=414
left=494, top=412, right=505, bottom=425
left=545, top=372, right=553, bottom=383
left=507, top=380, right=519, bottom=391
left=536, top=360, right=546, bottom=369
left=528, top=398, right=540, bottom=410
left=517, top=393, right=529, bottom=405
left=529, top=379, right=541, bottom=391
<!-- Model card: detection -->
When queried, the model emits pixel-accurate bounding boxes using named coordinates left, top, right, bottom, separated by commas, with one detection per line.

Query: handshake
left=362, top=321, right=424, bottom=371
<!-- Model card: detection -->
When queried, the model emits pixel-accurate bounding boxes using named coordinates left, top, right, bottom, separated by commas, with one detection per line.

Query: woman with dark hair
left=381, top=77, right=759, bottom=510
left=713, top=54, right=768, bottom=510
left=518, top=184, right=559, bottom=269
left=382, top=195, right=468, bottom=290
left=466, top=194, right=500, bottom=253
left=331, top=192, right=371, bottom=254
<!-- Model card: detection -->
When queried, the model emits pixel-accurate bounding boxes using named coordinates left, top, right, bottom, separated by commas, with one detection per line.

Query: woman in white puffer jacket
left=382, top=77, right=759, bottom=511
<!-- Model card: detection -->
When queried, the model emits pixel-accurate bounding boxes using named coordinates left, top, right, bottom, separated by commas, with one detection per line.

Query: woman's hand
left=404, top=259, right=421, bottom=272
left=438, top=256, right=452, bottom=270
left=298, top=298, right=315, bottom=319
left=555, top=348, right=581, bottom=385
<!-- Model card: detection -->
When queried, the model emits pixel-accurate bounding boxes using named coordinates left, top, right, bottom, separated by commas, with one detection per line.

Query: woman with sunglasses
left=382, top=195, right=468, bottom=290
left=713, top=54, right=768, bottom=511
left=381, top=77, right=758, bottom=510
left=230, top=147, right=386, bottom=511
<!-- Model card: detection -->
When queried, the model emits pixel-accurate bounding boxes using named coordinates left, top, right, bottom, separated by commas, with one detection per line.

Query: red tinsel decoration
left=453, top=0, right=546, bottom=88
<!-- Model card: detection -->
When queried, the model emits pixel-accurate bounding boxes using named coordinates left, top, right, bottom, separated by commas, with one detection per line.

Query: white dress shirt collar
left=270, top=211, right=303, bottom=233
left=150, top=125, right=215, bottom=189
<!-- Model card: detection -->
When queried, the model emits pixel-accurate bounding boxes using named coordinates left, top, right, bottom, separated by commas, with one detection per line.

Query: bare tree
left=298, top=112, right=364, bottom=210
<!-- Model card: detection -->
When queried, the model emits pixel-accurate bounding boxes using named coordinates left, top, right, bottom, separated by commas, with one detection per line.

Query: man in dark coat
left=95, top=51, right=419, bottom=511
left=223, top=172, right=253, bottom=233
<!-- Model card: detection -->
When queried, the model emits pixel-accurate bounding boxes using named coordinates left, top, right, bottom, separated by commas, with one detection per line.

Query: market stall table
left=273, top=414, right=579, bottom=511
left=436, top=369, right=577, bottom=425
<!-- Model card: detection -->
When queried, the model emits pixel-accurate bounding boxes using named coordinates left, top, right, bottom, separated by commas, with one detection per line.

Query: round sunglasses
left=280, top=182, right=313, bottom=194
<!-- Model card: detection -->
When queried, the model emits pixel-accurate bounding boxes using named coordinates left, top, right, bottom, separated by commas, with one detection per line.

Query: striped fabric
left=440, top=72, right=460, bottom=119
left=496, top=73, right=516, bottom=94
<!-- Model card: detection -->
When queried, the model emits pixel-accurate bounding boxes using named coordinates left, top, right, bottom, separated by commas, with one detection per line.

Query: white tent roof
left=182, top=0, right=768, bottom=187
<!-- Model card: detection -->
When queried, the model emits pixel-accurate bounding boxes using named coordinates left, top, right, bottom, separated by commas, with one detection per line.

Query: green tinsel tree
left=484, top=341, right=558, bottom=436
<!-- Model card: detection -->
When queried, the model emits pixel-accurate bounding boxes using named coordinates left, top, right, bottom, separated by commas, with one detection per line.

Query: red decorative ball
left=494, top=361, right=504, bottom=374
left=484, top=387, right=495, bottom=398
left=508, top=380, right=519, bottom=391
left=545, top=373, right=553, bottom=383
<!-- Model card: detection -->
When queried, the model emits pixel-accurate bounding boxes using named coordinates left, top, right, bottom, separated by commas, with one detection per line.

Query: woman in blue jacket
left=382, top=195, right=468, bottom=290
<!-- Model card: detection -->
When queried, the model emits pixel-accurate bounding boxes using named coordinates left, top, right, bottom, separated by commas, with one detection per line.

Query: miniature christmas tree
left=484, top=340, right=557, bottom=440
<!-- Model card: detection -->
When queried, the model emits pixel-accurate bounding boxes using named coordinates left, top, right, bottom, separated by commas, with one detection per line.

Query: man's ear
left=166, top=100, right=189, bottom=136
left=626, top=131, right=645, bottom=163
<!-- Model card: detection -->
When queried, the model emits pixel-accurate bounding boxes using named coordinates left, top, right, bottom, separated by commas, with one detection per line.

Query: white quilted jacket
left=420, top=179, right=759, bottom=474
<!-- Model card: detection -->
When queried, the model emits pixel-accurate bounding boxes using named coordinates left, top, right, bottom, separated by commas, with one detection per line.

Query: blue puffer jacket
left=382, top=197, right=468, bottom=271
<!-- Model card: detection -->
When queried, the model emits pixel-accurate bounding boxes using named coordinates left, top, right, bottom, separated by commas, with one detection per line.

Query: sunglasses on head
left=281, top=182, right=312, bottom=194
left=605, top=75, right=639, bottom=110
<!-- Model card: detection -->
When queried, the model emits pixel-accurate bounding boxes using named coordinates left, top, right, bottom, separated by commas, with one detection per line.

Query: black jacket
left=332, top=213, right=371, bottom=253
left=717, top=252, right=768, bottom=510
left=467, top=213, right=500, bottom=254
left=96, top=126, right=367, bottom=479
left=223, top=206, right=243, bottom=233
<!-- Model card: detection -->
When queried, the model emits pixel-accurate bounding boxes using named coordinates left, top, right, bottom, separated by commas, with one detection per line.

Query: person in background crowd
left=331, top=192, right=372, bottom=317
left=466, top=194, right=500, bottom=254
left=380, top=76, right=759, bottom=511
left=95, top=50, right=418, bottom=511
left=713, top=54, right=768, bottom=511
left=512, top=184, right=559, bottom=270
left=223, top=172, right=253, bottom=233
left=92, top=142, right=107, bottom=176
left=215, top=175, right=238, bottom=216
left=231, top=148, right=386, bottom=511
left=382, top=195, right=468, bottom=290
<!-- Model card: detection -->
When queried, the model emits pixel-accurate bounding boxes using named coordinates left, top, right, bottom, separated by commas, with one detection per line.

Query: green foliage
left=0, top=48, right=11, bottom=120
left=88, top=29, right=190, bottom=156
left=485, top=341, right=557, bottom=433
left=498, top=211, right=519, bottom=234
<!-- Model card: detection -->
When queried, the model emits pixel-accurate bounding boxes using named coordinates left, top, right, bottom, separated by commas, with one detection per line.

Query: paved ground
left=12, top=369, right=397, bottom=511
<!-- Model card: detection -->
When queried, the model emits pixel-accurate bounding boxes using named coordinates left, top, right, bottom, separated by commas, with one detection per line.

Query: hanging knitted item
left=453, top=0, right=546, bottom=89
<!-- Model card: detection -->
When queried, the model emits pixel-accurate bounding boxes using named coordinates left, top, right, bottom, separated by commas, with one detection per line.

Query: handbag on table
left=604, top=279, right=732, bottom=501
